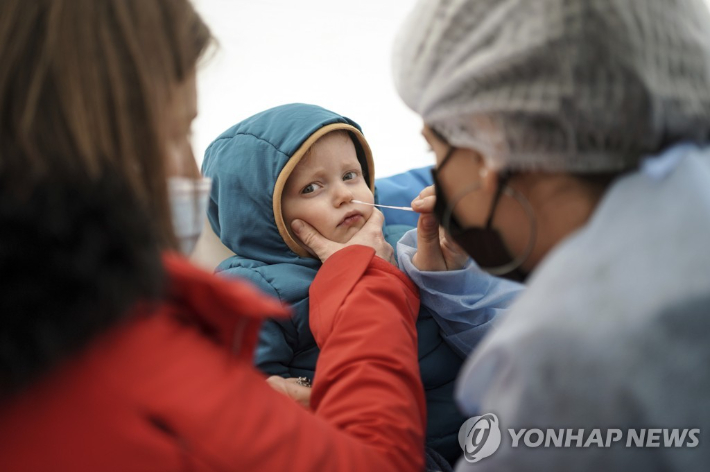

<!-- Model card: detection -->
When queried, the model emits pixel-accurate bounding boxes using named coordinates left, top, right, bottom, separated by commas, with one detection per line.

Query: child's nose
left=332, top=181, right=354, bottom=207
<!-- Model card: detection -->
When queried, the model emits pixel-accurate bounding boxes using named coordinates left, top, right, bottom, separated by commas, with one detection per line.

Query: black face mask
left=430, top=148, right=528, bottom=282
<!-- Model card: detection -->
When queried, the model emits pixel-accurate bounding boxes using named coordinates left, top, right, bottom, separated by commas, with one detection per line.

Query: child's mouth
left=338, top=211, right=363, bottom=227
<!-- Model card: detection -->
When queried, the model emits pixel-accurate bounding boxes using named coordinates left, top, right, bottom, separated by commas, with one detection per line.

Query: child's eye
left=343, top=171, right=358, bottom=181
left=301, top=182, right=322, bottom=195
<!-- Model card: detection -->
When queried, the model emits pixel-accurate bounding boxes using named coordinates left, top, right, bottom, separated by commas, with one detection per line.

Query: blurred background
left=191, top=0, right=427, bottom=178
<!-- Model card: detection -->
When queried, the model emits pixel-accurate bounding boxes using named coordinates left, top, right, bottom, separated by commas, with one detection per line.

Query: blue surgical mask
left=167, top=176, right=212, bottom=255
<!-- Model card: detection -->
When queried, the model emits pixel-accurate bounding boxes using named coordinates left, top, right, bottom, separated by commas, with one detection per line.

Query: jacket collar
left=162, top=253, right=290, bottom=355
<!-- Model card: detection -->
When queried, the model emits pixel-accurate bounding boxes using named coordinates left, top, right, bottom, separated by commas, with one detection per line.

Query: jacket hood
left=202, top=103, right=375, bottom=265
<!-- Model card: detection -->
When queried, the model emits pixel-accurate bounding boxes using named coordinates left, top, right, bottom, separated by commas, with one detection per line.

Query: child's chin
left=346, top=222, right=367, bottom=238
left=331, top=224, right=364, bottom=244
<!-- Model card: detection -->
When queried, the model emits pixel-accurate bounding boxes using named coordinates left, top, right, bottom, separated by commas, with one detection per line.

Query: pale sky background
left=191, top=0, right=710, bottom=179
left=191, top=0, right=428, bottom=179
left=188, top=0, right=710, bottom=267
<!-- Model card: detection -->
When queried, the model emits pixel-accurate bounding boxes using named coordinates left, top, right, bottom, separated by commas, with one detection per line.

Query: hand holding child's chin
left=291, top=209, right=395, bottom=264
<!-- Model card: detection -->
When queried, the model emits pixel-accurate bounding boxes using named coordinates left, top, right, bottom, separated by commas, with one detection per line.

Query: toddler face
left=282, top=131, right=374, bottom=246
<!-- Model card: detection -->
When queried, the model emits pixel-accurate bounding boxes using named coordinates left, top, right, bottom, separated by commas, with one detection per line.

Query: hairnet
left=393, top=0, right=710, bottom=172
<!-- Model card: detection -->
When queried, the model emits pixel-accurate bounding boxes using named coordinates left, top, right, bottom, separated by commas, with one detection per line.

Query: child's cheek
left=301, top=201, right=332, bottom=236
left=363, top=190, right=375, bottom=218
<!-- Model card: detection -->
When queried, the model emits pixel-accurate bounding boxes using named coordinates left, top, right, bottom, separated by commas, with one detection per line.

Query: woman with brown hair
left=0, top=1, right=426, bottom=470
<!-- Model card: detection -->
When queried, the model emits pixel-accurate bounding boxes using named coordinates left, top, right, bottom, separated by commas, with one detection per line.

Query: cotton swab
left=351, top=199, right=415, bottom=212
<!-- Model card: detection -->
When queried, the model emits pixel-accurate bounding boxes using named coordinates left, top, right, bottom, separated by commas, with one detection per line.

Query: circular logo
left=458, top=413, right=502, bottom=463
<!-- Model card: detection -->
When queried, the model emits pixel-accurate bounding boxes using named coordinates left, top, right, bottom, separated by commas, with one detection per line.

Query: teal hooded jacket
left=202, top=104, right=465, bottom=463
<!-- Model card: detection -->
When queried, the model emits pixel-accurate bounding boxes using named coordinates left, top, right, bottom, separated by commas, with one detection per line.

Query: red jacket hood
left=161, top=253, right=290, bottom=353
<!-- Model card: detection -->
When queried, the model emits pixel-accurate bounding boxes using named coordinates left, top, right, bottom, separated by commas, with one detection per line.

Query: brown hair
left=0, top=0, right=212, bottom=396
left=0, top=0, right=212, bottom=248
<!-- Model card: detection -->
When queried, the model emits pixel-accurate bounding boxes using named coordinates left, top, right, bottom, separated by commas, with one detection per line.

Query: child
left=202, top=103, right=515, bottom=466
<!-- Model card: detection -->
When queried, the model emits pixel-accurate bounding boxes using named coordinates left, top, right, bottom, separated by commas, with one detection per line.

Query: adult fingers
left=291, top=219, right=338, bottom=262
left=418, top=185, right=435, bottom=199
left=440, top=226, right=469, bottom=270
left=283, top=378, right=312, bottom=409
left=353, top=209, right=394, bottom=263
left=411, top=185, right=436, bottom=213
left=411, top=212, right=447, bottom=271
left=361, top=207, right=385, bottom=229
left=266, top=376, right=311, bottom=409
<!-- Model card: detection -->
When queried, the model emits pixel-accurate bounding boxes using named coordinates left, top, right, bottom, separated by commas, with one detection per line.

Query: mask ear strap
left=485, top=170, right=512, bottom=228
left=439, top=146, right=456, bottom=170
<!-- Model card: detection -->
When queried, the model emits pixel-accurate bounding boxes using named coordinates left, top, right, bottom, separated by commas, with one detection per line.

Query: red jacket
left=0, top=247, right=425, bottom=471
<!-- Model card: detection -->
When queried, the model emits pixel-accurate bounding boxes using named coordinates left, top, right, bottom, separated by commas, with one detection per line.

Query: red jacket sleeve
left=175, top=246, right=425, bottom=472
left=308, top=245, right=426, bottom=471
left=0, top=251, right=426, bottom=472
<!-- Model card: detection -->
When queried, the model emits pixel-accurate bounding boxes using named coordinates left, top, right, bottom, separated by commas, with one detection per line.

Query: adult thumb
left=291, top=219, right=327, bottom=260
left=362, top=207, right=385, bottom=229
left=413, top=213, right=446, bottom=271
left=418, top=212, right=440, bottom=242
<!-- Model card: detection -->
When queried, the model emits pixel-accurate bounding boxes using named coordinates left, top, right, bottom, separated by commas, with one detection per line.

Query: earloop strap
left=439, top=146, right=456, bottom=170
left=485, top=171, right=512, bottom=228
